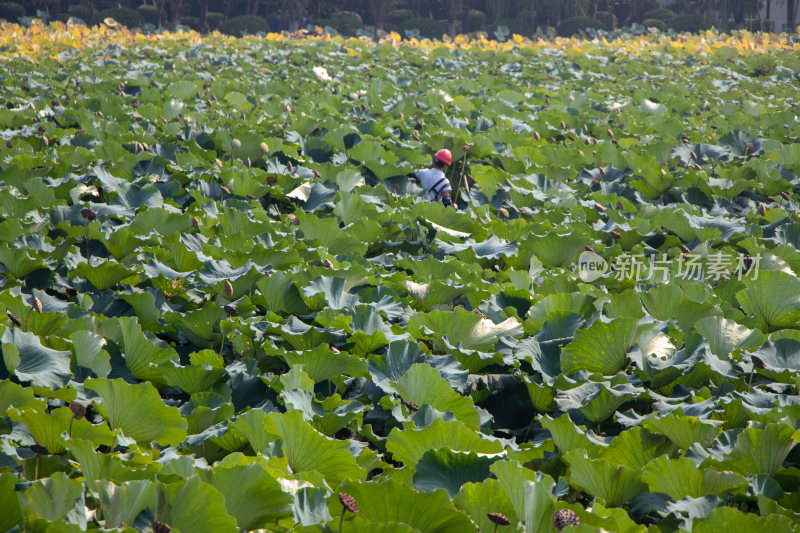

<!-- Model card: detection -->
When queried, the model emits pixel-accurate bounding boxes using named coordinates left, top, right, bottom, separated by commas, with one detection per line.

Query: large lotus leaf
left=65, top=439, right=159, bottom=485
left=10, top=406, right=113, bottom=454
left=256, top=272, right=308, bottom=315
left=528, top=293, right=596, bottom=326
left=525, top=232, right=590, bottom=268
left=279, top=317, right=341, bottom=351
left=393, top=363, right=480, bottom=429
left=721, top=423, right=797, bottom=477
left=490, top=460, right=545, bottom=520
left=640, top=284, right=718, bottom=331
left=717, top=130, right=764, bottom=158
left=168, top=304, right=226, bottom=347
left=21, top=471, right=84, bottom=522
left=295, top=211, right=367, bottom=255
left=337, top=478, right=478, bottom=533
left=386, top=418, right=504, bottom=468
left=408, top=308, right=521, bottom=351
left=0, top=474, right=22, bottom=532
left=117, top=316, right=177, bottom=384
left=560, top=317, right=639, bottom=375
left=564, top=449, right=647, bottom=507
left=642, top=413, right=722, bottom=450
left=72, top=260, right=137, bottom=291
left=413, top=448, right=502, bottom=497
left=96, top=480, right=155, bottom=529
left=523, top=376, right=558, bottom=412
left=694, top=316, right=766, bottom=357
left=0, top=379, right=43, bottom=412
left=598, top=426, right=671, bottom=470
left=693, top=505, right=797, bottom=533
left=435, top=236, right=518, bottom=260
left=454, top=479, right=516, bottom=533
left=642, top=455, right=746, bottom=499
left=2, top=327, right=72, bottom=389
left=556, top=381, right=638, bottom=423
left=129, top=207, right=193, bottom=236
left=283, top=344, right=368, bottom=382
left=540, top=414, right=594, bottom=456
left=70, top=330, right=111, bottom=378
left=160, top=362, right=227, bottom=394
left=369, top=340, right=467, bottom=393
left=736, top=271, right=800, bottom=332
left=303, top=276, right=360, bottom=310
left=86, top=378, right=187, bottom=446
left=751, top=330, right=800, bottom=374
left=263, top=411, right=365, bottom=486
left=158, top=476, right=238, bottom=533
left=201, top=463, right=293, bottom=529
left=0, top=243, right=44, bottom=278
left=523, top=479, right=558, bottom=533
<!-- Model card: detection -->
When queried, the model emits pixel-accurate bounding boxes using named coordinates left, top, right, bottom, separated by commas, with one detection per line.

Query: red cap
left=434, top=149, right=452, bottom=165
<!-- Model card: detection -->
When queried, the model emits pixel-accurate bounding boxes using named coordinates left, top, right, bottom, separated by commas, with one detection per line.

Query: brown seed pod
left=323, top=258, right=333, bottom=268
left=487, top=512, right=511, bottom=526
left=594, top=203, right=606, bottom=213
left=191, top=217, right=200, bottom=229
left=751, top=355, right=765, bottom=369
left=215, top=158, right=223, bottom=168
left=680, top=245, right=691, bottom=254
left=330, top=346, right=340, bottom=354
left=220, top=185, right=231, bottom=195
left=30, top=444, right=49, bottom=455
left=584, top=245, right=596, bottom=253
left=246, top=194, right=256, bottom=200
left=404, top=401, right=419, bottom=411
left=5, top=140, right=11, bottom=149
left=533, top=131, right=541, bottom=141
left=616, top=200, right=624, bottom=210
left=7, top=312, right=21, bottom=327
left=267, top=176, right=277, bottom=185
left=610, top=230, right=621, bottom=239
left=70, top=401, right=86, bottom=419
left=80, top=208, right=97, bottom=221
left=31, top=296, right=43, bottom=313
left=498, top=207, right=509, bottom=218
left=599, top=167, right=606, bottom=175
left=560, top=120, right=566, bottom=129
left=780, top=191, right=790, bottom=201
left=287, top=214, right=300, bottom=226
left=223, top=305, right=238, bottom=317
left=606, top=128, right=614, bottom=138
left=732, top=205, right=742, bottom=213
left=151, top=522, right=173, bottom=533
left=338, top=492, right=360, bottom=513
left=553, top=509, right=580, bottom=531
left=758, top=204, right=766, bottom=216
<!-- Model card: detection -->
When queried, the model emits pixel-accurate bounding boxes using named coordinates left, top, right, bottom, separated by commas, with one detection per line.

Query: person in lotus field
left=408, top=149, right=454, bottom=208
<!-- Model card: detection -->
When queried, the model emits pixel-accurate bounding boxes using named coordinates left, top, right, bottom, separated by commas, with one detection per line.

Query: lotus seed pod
left=220, top=185, right=231, bottom=195
left=584, top=245, right=596, bottom=253
left=487, top=512, right=510, bottom=526
left=616, top=200, right=624, bottom=210
left=7, top=312, right=21, bottom=327
left=323, top=258, right=333, bottom=268
left=151, top=522, right=173, bottom=533
left=231, top=138, right=241, bottom=150
left=594, top=203, right=606, bottom=213
left=404, top=401, right=419, bottom=411
left=752, top=355, right=765, bottom=369
left=191, top=217, right=200, bottom=229
left=610, top=230, right=621, bottom=239
left=30, top=444, right=49, bottom=455
left=338, top=492, right=359, bottom=513
left=287, top=214, right=299, bottom=226
left=80, top=208, right=97, bottom=221
left=224, top=305, right=238, bottom=317
left=553, top=509, right=580, bottom=531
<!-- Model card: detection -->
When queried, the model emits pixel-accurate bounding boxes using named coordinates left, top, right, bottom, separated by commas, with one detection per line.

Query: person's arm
left=441, top=190, right=453, bottom=208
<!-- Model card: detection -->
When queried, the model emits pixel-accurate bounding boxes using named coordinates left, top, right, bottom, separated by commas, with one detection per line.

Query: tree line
left=6, top=0, right=793, bottom=36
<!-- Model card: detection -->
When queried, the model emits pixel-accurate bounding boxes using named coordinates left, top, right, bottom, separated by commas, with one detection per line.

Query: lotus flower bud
left=287, top=214, right=299, bottom=226
left=191, top=217, right=199, bottom=229
left=223, top=280, right=233, bottom=297
left=70, top=401, right=86, bottom=419
left=533, top=131, right=540, bottom=141
left=610, top=230, right=621, bottom=239
left=5, top=140, right=11, bottom=149
left=594, top=203, right=606, bottom=213
left=584, top=245, right=596, bottom=253
left=7, top=312, right=21, bottom=327
left=231, top=138, right=241, bottom=150
left=553, top=509, right=580, bottom=531
left=31, top=296, right=42, bottom=313
left=223, top=305, right=238, bottom=317
left=780, top=191, right=790, bottom=201
left=260, top=142, right=269, bottom=154
left=151, top=522, right=173, bottom=533
left=80, top=208, right=97, bottom=221
left=220, top=185, right=231, bottom=195
left=215, top=158, right=223, bottom=168
left=338, top=492, right=359, bottom=513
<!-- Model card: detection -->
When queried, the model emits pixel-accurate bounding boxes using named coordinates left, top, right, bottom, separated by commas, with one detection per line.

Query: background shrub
left=181, top=15, right=200, bottom=30
left=90, top=7, right=145, bottom=28
left=644, top=8, right=676, bottom=23
left=398, top=16, right=447, bottom=39
left=67, top=4, right=91, bottom=21
left=0, top=2, right=25, bottom=22
left=669, top=13, right=711, bottom=33
left=387, top=9, right=412, bottom=27
left=220, top=15, right=268, bottom=36
left=595, top=11, right=617, bottom=29
left=206, top=11, right=223, bottom=31
left=557, top=16, right=609, bottom=37
left=497, top=9, right=537, bottom=36
left=464, top=8, right=486, bottom=32
left=137, top=5, right=165, bottom=26
left=642, top=18, right=667, bottom=31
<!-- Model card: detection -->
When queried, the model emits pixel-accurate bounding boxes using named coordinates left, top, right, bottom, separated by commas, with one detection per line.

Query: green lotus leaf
left=96, top=480, right=155, bottom=529
left=642, top=413, right=722, bottom=450
left=540, top=414, right=595, bottom=456
left=736, top=271, right=800, bottom=332
left=693, top=505, right=797, bottom=533
left=295, top=211, right=367, bottom=255
left=751, top=330, right=800, bottom=374
left=337, top=478, right=478, bottom=533
left=386, top=418, right=504, bottom=468
left=721, top=423, right=797, bottom=477
left=284, top=344, right=368, bottom=383
left=0, top=379, right=44, bottom=412
left=640, top=284, right=719, bottom=331
left=556, top=381, right=638, bottom=423
left=70, top=330, right=111, bottom=378
left=0, top=243, right=44, bottom=278
left=129, top=207, right=193, bottom=236
left=490, top=460, right=549, bottom=520
left=413, top=448, right=503, bottom=497
left=10, top=406, right=114, bottom=454
left=201, top=463, right=293, bottom=529
left=408, top=307, right=521, bottom=352
left=523, top=375, right=558, bottom=412
left=65, top=439, right=159, bottom=485
left=523, top=479, right=557, bottom=533
left=303, top=276, right=360, bottom=310
left=20, top=472, right=84, bottom=522
left=642, top=455, right=746, bottom=499
left=525, top=232, right=590, bottom=268
left=160, top=361, right=227, bottom=394
left=2, top=327, right=72, bottom=389
left=256, top=272, right=309, bottom=315
left=0, top=474, right=22, bottom=532
left=454, top=479, right=517, bottom=533
left=117, top=316, right=177, bottom=384
left=158, top=476, right=238, bottom=533
left=598, top=426, right=670, bottom=470
left=72, top=260, right=137, bottom=291
left=279, top=316, right=341, bottom=350
left=86, top=378, right=188, bottom=446
left=564, top=449, right=646, bottom=507
left=694, top=316, right=766, bottom=358
left=168, top=304, right=226, bottom=348
left=560, top=317, right=639, bottom=375
left=393, top=363, right=480, bottom=429
left=263, top=410, right=365, bottom=486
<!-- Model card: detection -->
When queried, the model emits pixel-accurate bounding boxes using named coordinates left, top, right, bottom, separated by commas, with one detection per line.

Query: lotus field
left=3, top=20, right=800, bottom=532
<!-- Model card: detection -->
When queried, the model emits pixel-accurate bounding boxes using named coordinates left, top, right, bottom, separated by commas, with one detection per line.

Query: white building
left=760, top=0, right=796, bottom=32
